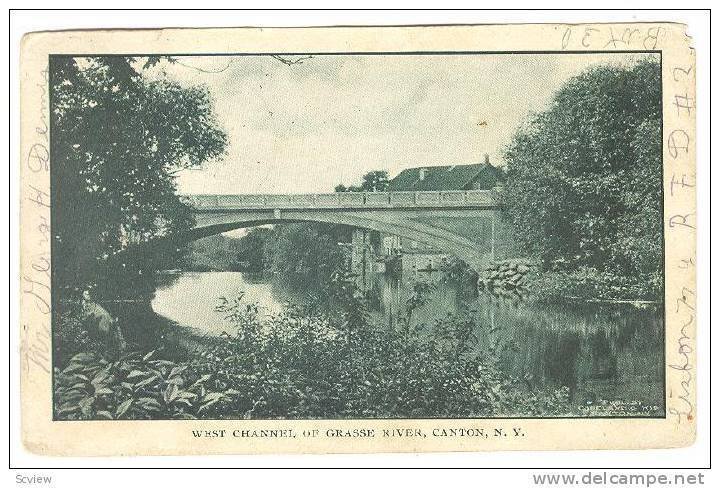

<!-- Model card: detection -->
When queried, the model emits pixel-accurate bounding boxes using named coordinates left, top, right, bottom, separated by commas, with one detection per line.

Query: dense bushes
left=188, top=295, right=571, bottom=418
left=503, top=59, right=663, bottom=301
left=55, top=291, right=571, bottom=420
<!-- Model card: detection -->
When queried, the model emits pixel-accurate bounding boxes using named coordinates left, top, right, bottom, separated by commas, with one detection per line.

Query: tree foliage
left=503, top=59, right=663, bottom=299
left=263, top=223, right=351, bottom=278
left=335, top=170, right=389, bottom=192
left=50, top=56, right=227, bottom=291
left=182, top=230, right=272, bottom=272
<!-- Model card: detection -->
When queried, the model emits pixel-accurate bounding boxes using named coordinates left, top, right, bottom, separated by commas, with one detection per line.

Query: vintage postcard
left=19, top=23, right=696, bottom=455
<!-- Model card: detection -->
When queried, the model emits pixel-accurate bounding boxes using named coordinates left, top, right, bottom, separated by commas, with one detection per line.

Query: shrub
left=54, top=349, right=233, bottom=420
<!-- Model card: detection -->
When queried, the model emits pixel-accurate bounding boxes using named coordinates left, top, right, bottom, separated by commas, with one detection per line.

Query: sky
left=146, top=52, right=654, bottom=195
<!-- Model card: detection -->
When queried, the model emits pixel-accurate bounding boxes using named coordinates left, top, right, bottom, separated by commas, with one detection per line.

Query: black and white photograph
left=49, top=51, right=666, bottom=421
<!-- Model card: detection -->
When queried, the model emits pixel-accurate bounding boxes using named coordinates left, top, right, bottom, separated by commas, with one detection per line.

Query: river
left=150, top=265, right=665, bottom=415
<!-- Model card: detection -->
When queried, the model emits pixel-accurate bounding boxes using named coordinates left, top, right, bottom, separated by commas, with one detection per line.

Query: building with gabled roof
left=387, top=157, right=505, bottom=192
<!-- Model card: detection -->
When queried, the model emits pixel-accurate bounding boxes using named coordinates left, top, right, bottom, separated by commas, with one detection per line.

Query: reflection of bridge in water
left=180, top=190, right=503, bottom=272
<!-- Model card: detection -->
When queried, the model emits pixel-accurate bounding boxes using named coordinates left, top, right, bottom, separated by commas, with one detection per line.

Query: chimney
left=483, top=153, right=490, bottom=165
left=419, top=168, right=427, bottom=181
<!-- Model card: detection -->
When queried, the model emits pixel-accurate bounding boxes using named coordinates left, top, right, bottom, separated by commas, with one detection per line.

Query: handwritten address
left=21, top=67, right=52, bottom=376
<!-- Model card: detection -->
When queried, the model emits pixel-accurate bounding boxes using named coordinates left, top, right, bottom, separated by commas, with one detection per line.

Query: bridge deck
left=181, top=190, right=500, bottom=211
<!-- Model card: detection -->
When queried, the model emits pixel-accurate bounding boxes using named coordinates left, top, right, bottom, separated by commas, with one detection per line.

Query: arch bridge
left=180, top=190, right=503, bottom=272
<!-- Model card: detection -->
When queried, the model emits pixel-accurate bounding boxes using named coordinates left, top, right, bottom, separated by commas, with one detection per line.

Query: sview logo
left=15, top=473, right=52, bottom=486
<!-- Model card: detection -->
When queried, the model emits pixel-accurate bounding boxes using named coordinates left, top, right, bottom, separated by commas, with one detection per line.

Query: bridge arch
left=186, top=210, right=496, bottom=272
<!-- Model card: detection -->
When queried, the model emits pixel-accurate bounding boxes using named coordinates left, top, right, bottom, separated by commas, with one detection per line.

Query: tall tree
left=50, top=57, right=227, bottom=292
left=503, top=58, right=662, bottom=298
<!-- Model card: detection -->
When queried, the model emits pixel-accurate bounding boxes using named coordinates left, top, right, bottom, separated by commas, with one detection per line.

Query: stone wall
left=477, top=258, right=537, bottom=293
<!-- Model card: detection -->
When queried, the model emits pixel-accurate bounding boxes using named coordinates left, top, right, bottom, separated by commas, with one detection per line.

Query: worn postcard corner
left=19, top=22, right=697, bottom=456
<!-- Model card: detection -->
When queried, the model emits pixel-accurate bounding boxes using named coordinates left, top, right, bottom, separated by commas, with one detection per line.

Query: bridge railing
left=180, top=190, right=499, bottom=210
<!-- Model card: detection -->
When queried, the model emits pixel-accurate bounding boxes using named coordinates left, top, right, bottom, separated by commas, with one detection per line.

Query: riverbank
left=475, top=258, right=662, bottom=304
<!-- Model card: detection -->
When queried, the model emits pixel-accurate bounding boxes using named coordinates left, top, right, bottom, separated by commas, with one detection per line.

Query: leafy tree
left=358, top=170, right=389, bottom=192
left=503, top=59, right=662, bottom=299
left=263, top=223, right=350, bottom=278
left=335, top=170, right=389, bottom=192
left=50, top=56, right=227, bottom=293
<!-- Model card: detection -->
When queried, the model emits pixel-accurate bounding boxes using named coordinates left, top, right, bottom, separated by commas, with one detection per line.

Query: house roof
left=387, top=163, right=500, bottom=191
